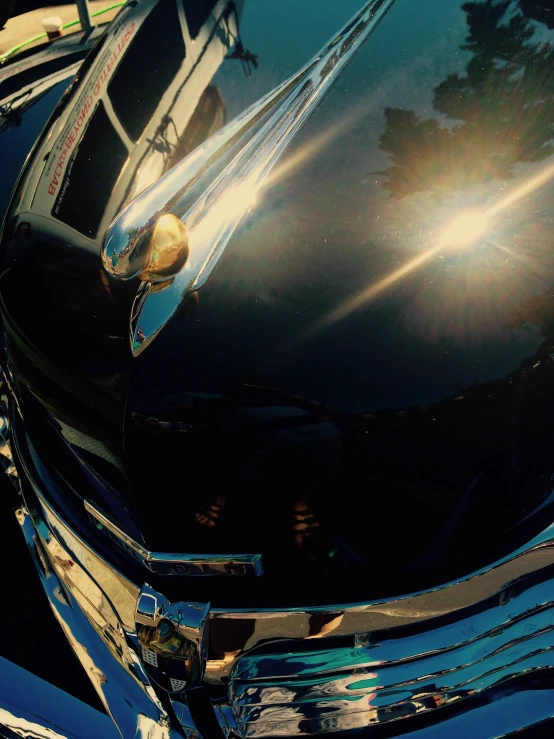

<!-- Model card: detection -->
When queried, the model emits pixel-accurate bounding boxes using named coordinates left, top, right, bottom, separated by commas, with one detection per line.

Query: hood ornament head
left=105, top=213, right=190, bottom=283
left=135, top=584, right=210, bottom=693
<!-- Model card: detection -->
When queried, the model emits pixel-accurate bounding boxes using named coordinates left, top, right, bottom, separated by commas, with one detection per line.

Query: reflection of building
left=10, top=0, right=245, bottom=252
left=0, top=0, right=253, bottom=516
left=0, top=27, right=104, bottom=133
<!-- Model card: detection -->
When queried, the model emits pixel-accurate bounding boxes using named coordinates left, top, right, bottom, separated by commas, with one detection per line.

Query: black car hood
left=4, top=0, right=554, bottom=604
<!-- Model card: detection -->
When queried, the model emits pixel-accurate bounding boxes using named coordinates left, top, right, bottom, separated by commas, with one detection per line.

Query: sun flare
left=438, top=210, right=491, bottom=249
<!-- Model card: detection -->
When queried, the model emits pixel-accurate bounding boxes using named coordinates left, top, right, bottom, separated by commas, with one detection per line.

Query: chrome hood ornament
left=136, top=585, right=210, bottom=693
left=101, top=0, right=395, bottom=355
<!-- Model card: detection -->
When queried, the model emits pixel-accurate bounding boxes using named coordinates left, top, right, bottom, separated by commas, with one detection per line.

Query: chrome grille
left=224, top=570, right=554, bottom=736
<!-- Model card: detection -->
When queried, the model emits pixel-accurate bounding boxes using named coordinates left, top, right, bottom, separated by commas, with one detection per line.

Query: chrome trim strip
left=222, top=570, right=554, bottom=735
left=208, top=535, right=554, bottom=636
left=0, top=656, right=119, bottom=739
left=14, top=416, right=554, bottom=654
left=84, top=498, right=264, bottom=576
left=16, top=506, right=197, bottom=739
left=217, top=681, right=554, bottom=739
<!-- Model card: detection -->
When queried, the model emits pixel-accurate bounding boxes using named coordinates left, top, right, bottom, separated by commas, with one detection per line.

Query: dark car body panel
left=5, top=2, right=554, bottom=738
left=3, top=0, right=554, bottom=608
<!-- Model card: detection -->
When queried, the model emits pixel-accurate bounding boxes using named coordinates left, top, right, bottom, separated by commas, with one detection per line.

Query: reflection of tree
left=378, top=0, right=554, bottom=199
left=506, top=291, right=554, bottom=340
left=0, top=90, right=41, bottom=133
left=519, top=0, right=554, bottom=29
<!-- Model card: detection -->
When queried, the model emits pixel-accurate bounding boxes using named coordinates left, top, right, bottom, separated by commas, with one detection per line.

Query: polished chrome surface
left=205, top=527, right=554, bottom=663
left=137, top=214, right=190, bottom=282
left=219, top=571, right=554, bottom=735
left=102, top=0, right=395, bottom=355
left=85, top=498, right=264, bottom=576
left=54, top=470, right=554, bottom=666
left=15, top=499, right=554, bottom=739
left=0, top=412, right=13, bottom=466
left=10, top=420, right=554, bottom=737
left=15, top=505, right=191, bottom=739
left=217, top=687, right=554, bottom=739
left=15, top=421, right=140, bottom=629
left=0, top=27, right=103, bottom=132
left=0, top=656, right=119, bottom=739
left=101, top=65, right=303, bottom=278
left=7, top=2, right=554, bottom=736
left=136, top=584, right=209, bottom=692
left=0, top=389, right=18, bottom=486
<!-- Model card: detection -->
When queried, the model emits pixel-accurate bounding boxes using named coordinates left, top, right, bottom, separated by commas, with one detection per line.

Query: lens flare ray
left=310, top=155, right=554, bottom=336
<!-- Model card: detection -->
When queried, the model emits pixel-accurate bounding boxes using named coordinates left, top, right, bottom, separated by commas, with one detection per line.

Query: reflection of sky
left=7, top=3, right=554, bottom=412
left=267, top=0, right=472, bottom=184
left=0, top=80, right=71, bottom=218
left=213, top=0, right=366, bottom=117
left=214, top=0, right=469, bottom=121
left=199, top=0, right=554, bottom=410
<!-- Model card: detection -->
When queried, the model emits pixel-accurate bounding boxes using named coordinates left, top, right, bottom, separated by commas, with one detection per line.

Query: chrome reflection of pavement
left=0, top=2, right=121, bottom=57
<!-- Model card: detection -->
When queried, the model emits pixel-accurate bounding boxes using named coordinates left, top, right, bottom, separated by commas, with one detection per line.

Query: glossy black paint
left=3, top=0, right=554, bottom=604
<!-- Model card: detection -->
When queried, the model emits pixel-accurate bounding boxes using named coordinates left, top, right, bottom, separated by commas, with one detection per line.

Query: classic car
left=2, top=0, right=554, bottom=736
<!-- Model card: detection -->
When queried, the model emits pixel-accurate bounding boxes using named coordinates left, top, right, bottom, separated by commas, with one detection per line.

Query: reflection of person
left=306, top=612, right=344, bottom=639
left=207, top=616, right=256, bottom=670
left=193, top=404, right=353, bottom=568
left=139, top=620, right=191, bottom=658
left=151, top=621, right=185, bottom=656
left=227, top=41, right=259, bottom=76
left=53, top=554, right=75, bottom=572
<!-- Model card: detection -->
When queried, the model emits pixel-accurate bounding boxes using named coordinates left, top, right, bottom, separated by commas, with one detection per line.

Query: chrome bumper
left=16, top=506, right=191, bottom=738
left=9, top=419, right=554, bottom=738
left=0, top=655, right=119, bottom=739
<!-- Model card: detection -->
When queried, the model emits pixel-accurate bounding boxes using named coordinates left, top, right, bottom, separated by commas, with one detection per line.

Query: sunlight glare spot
left=211, top=182, right=259, bottom=224
left=438, top=210, right=490, bottom=249
left=191, top=182, right=259, bottom=247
